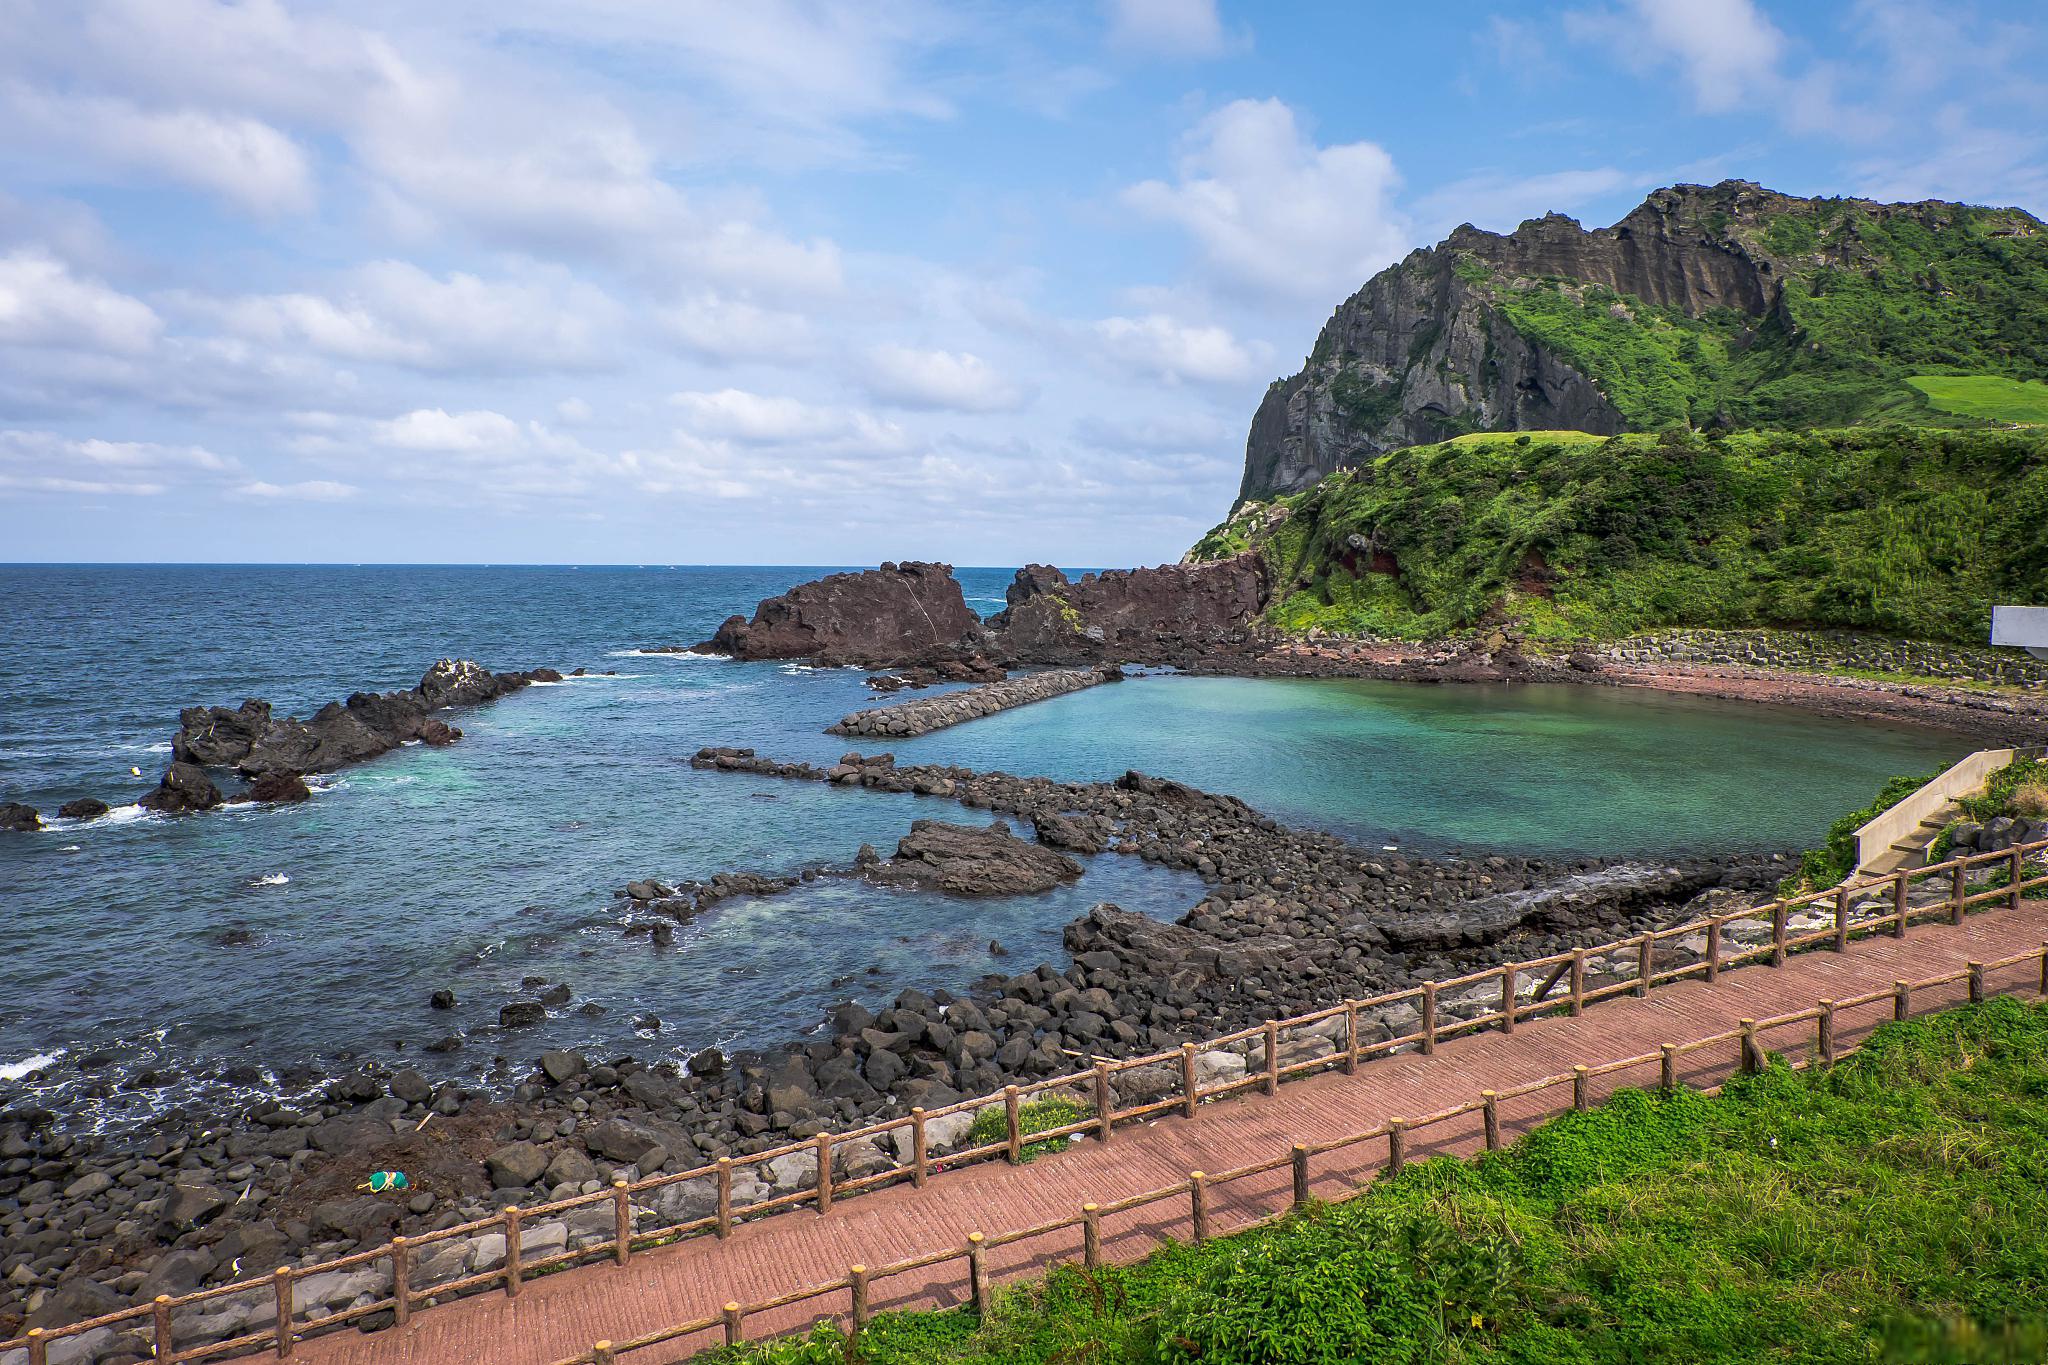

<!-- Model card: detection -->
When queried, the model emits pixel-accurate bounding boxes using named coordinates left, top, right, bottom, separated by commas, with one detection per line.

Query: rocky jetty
left=701, top=562, right=988, bottom=666
left=862, top=819, right=1084, bottom=896
left=831, top=666, right=1120, bottom=737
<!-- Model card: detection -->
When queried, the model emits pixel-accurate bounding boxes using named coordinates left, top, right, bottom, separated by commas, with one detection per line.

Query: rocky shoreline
left=0, top=757, right=1782, bottom=1353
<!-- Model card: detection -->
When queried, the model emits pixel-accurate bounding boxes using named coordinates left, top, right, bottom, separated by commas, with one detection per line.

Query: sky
left=1, top=0, right=2045, bottom=567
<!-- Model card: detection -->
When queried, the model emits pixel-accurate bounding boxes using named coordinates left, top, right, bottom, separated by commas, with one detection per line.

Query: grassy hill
left=717, top=997, right=2048, bottom=1364
left=1189, top=426, right=2048, bottom=644
left=1908, top=374, right=2048, bottom=425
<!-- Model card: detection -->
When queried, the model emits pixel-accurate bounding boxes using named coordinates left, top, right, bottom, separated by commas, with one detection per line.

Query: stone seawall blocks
left=829, top=667, right=1120, bottom=738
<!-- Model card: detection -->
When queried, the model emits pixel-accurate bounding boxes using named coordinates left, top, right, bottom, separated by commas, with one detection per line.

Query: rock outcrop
left=863, top=819, right=1084, bottom=896
left=0, top=802, right=41, bottom=832
left=1238, top=179, right=2048, bottom=500
left=167, top=660, right=554, bottom=785
left=988, top=556, right=1272, bottom=663
left=138, top=762, right=223, bottom=814
left=831, top=667, right=1120, bottom=738
left=701, top=562, right=987, bottom=665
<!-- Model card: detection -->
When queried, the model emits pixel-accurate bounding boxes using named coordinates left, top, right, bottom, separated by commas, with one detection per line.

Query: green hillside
left=1908, top=374, right=2048, bottom=424
left=1479, top=201, right=2048, bottom=433
left=1191, top=427, right=2048, bottom=644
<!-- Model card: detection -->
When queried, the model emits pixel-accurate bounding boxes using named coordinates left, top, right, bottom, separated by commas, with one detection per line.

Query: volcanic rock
left=0, top=802, right=40, bottom=832
left=699, top=561, right=986, bottom=666
left=138, top=761, right=223, bottom=814
left=57, top=797, right=109, bottom=820
left=864, top=819, right=1083, bottom=896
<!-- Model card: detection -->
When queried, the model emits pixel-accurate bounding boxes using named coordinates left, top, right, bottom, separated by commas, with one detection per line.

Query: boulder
left=865, top=819, right=1083, bottom=896
left=161, top=1179, right=230, bottom=1231
left=540, top=1050, right=587, bottom=1084
left=500, top=1002, right=546, bottom=1028
left=484, top=1141, right=549, bottom=1189
left=245, top=771, right=312, bottom=803
left=137, top=762, right=222, bottom=814
left=56, top=798, right=108, bottom=820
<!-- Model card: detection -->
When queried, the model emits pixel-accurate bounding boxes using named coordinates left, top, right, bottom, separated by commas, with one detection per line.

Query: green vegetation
left=1210, top=426, right=2048, bottom=643
left=1930, top=756, right=2048, bottom=861
left=1783, top=770, right=1935, bottom=893
left=1909, top=375, right=2048, bottom=425
left=962, top=1095, right=1088, bottom=1163
left=1478, top=201, right=2048, bottom=434
left=710, top=999, right=2048, bottom=1364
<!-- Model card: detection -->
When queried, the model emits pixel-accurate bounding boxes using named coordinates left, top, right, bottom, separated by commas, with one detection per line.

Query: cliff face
left=1239, top=180, right=2048, bottom=501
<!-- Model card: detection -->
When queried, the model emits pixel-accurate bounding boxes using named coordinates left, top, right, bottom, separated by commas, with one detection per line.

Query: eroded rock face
left=138, top=761, right=223, bottom=814
left=989, top=556, right=1272, bottom=664
left=864, top=819, right=1083, bottom=896
left=701, top=562, right=987, bottom=665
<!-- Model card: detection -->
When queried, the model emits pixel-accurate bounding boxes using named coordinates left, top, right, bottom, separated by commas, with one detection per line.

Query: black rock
left=429, top=989, right=456, bottom=1010
left=56, top=798, right=109, bottom=820
left=500, top=1002, right=546, bottom=1028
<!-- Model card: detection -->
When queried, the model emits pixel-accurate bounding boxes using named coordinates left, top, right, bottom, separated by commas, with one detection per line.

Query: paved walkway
left=271, top=901, right=2048, bottom=1365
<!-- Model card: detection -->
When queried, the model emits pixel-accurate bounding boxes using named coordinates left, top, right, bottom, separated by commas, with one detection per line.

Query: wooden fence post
left=1637, top=934, right=1654, bottom=995
left=25, top=1329, right=44, bottom=1365
left=1421, top=982, right=1438, bottom=1053
left=1082, top=1204, right=1101, bottom=1269
left=1569, top=950, right=1586, bottom=1016
left=1895, top=979, right=1911, bottom=1022
left=1834, top=886, right=1850, bottom=951
left=1738, top=1020, right=1759, bottom=1075
left=2012, top=847, right=2026, bottom=909
left=1481, top=1091, right=1499, bottom=1151
left=1969, top=961, right=1985, bottom=1004
left=1387, top=1119, right=1407, bottom=1174
left=614, top=1178, right=634, bottom=1262
left=273, top=1267, right=293, bottom=1358
left=1706, top=920, right=1721, bottom=982
left=1343, top=1000, right=1360, bottom=1074
left=816, top=1134, right=835, bottom=1213
left=1893, top=871, right=1909, bottom=937
left=1500, top=964, right=1517, bottom=1033
left=1952, top=862, right=1968, bottom=924
left=1818, top=1001, right=1835, bottom=1067
left=1004, top=1086, right=1023, bottom=1164
left=1263, top=1022, right=1279, bottom=1096
left=967, top=1233, right=989, bottom=1316
left=504, top=1206, right=523, bottom=1297
left=1660, top=1043, right=1676, bottom=1092
left=390, top=1238, right=410, bottom=1326
left=1180, top=1044, right=1198, bottom=1118
left=911, top=1110, right=928, bottom=1187
left=153, top=1295, right=173, bottom=1360
left=723, top=1302, right=743, bottom=1346
left=594, top=1342, right=615, bottom=1365
left=1189, top=1172, right=1210, bottom=1242
left=1094, top=1065, right=1113, bottom=1143
left=1573, top=1065, right=1589, bottom=1112
left=1770, top=903, right=1787, bottom=967
left=1291, top=1143, right=1311, bottom=1207
left=716, top=1158, right=733, bottom=1237
left=2041, top=942, right=2048, bottom=996
left=850, top=1264, right=870, bottom=1333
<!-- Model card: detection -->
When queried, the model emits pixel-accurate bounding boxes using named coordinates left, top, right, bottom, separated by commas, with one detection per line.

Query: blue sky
left=1, top=0, right=2044, bottom=566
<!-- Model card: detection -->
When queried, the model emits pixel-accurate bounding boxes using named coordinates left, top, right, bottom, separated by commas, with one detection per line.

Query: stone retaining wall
left=828, top=667, right=1119, bottom=738
left=1586, top=629, right=2048, bottom=688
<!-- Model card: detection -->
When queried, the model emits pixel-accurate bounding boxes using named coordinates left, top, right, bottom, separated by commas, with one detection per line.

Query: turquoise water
left=0, top=566, right=1963, bottom=1126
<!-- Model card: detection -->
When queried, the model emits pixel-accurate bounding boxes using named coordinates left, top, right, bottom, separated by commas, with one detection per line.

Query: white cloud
left=2, top=85, right=314, bottom=216
left=658, top=293, right=816, bottom=364
left=555, top=397, right=594, bottom=424
left=0, top=250, right=161, bottom=353
left=1123, top=98, right=1408, bottom=302
left=863, top=345, right=1030, bottom=412
left=0, top=427, right=234, bottom=497
left=192, top=260, right=623, bottom=373
left=1106, top=0, right=1228, bottom=59
left=234, top=479, right=358, bottom=501
left=1092, top=313, right=1263, bottom=385
left=373, top=408, right=529, bottom=454
left=671, top=388, right=906, bottom=449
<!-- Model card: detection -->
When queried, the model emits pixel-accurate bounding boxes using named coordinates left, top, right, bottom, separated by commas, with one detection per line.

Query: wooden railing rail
left=539, top=939, right=2048, bottom=1364
left=5, top=839, right=2044, bottom=1363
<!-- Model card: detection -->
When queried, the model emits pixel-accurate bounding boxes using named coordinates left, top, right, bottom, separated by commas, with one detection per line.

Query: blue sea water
left=0, top=565, right=1962, bottom=1129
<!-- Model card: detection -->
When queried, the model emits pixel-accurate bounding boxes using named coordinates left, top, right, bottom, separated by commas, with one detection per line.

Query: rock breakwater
left=829, top=666, right=1121, bottom=737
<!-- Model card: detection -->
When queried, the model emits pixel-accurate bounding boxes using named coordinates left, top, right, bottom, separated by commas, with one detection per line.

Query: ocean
left=0, top=564, right=1962, bottom=1130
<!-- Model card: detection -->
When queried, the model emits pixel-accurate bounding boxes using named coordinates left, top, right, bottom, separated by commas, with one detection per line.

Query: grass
left=1908, top=375, right=2048, bottom=425
left=707, top=998, right=2048, bottom=1364
left=1206, top=425, right=2048, bottom=644
left=961, top=1095, right=1088, bottom=1164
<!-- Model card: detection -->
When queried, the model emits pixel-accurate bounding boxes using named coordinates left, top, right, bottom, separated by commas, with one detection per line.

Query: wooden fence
left=7, top=835, right=2046, bottom=1365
